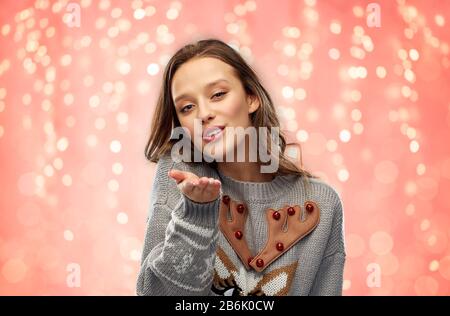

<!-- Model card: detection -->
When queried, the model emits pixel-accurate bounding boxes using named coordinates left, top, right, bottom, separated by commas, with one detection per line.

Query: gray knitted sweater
left=136, top=152, right=346, bottom=296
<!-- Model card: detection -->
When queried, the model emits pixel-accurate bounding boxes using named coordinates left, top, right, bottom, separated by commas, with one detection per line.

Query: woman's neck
left=217, top=161, right=275, bottom=182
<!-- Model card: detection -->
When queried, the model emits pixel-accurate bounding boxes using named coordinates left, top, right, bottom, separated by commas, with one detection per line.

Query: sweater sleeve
left=309, top=193, right=346, bottom=296
left=136, top=154, right=221, bottom=296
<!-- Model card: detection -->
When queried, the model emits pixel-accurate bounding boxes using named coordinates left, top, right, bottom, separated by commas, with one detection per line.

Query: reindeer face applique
left=211, top=195, right=321, bottom=296
left=212, top=245, right=299, bottom=296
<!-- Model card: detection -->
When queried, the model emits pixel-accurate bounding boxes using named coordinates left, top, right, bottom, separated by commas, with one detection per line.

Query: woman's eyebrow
left=174, top=78, right=229, bottom=103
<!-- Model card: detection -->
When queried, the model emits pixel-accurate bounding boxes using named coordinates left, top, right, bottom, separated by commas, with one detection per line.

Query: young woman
left=137, top=39, right=346, bottom=296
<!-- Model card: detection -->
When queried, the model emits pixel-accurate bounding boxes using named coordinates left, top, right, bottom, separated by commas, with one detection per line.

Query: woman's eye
left=179, top=92, right=226, bottom=113
left=213, top=91, right=227, bottom=99
left=180, top=104, right=193, bottom=113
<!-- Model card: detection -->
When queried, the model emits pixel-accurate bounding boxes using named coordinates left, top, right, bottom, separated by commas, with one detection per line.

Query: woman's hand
left=168, top=169, right=221, bottom=203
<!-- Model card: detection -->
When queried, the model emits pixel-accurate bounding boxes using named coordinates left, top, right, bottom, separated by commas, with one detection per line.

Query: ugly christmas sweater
left=136, top=152, right=346, bottom=296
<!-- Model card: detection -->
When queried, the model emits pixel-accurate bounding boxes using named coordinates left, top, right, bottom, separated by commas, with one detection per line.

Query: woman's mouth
left=202, top=126, right=225, bottom=142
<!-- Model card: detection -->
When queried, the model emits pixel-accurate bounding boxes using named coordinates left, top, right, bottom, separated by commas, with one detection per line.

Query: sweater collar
left=214, top=168, right=299, bottom=203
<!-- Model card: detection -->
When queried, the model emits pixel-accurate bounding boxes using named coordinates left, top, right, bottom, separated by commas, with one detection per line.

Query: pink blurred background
left=0, top=0, right=449, bottom=295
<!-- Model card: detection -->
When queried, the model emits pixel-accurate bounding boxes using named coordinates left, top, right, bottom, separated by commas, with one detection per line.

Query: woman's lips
left=202, top=126, right=225, bottom=142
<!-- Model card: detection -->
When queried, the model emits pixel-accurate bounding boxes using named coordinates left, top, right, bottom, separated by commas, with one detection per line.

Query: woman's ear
left=247, top=94, right=260, bottom=114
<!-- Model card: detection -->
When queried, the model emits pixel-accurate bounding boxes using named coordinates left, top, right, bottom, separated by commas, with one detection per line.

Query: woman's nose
left=197, top=102, right=214, bottom=123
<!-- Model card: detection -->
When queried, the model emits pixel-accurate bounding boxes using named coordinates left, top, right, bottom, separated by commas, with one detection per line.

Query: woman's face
left=171, top=57, right=260, bottom=160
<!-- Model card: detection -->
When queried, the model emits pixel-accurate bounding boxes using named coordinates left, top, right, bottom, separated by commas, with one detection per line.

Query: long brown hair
left=144, top=38, right=319, bottom=183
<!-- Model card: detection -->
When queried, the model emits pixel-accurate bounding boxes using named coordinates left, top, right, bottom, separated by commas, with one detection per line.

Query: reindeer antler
left=219, top=196, right=321, bottom=273
left=218, top=195, right=254, bottom=270
left=249, top=201, right=320, bottom=272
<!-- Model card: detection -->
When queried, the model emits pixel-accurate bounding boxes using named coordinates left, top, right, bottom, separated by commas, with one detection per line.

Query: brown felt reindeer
left=212, top=194, right=320, bottom=296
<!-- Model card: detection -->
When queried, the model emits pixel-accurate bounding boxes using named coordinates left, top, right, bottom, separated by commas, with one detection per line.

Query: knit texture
left=136, top=152, right=346, bottom=296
